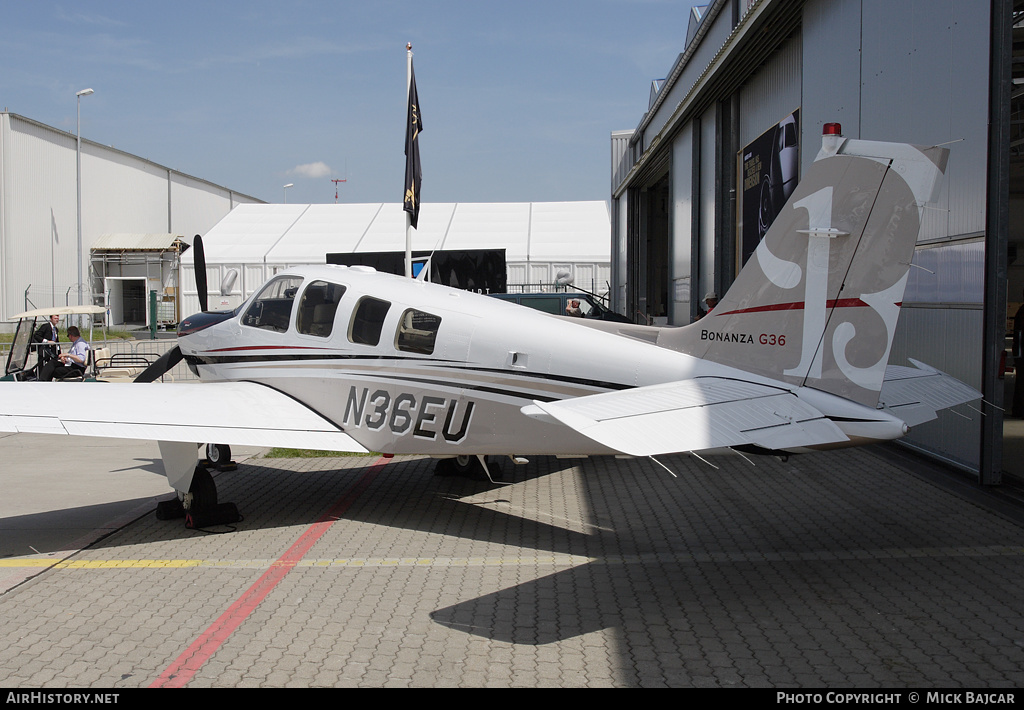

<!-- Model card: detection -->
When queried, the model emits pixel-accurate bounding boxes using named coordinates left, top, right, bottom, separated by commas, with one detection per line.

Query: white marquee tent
left=180, top=201, right=611, bottom=315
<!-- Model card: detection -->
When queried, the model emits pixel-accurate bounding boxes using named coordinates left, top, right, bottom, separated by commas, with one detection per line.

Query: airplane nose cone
left=178, top=310, right=234, bottom=337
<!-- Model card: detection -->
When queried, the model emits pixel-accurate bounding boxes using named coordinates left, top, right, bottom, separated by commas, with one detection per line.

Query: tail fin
left=661, top=126, right=948, bottom=407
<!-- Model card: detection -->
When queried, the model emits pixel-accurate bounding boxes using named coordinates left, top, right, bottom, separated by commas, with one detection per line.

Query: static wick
left=648, top=456, right=677, bottom=478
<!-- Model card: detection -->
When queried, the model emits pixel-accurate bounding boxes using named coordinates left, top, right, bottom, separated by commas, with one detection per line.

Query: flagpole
left=405, top=43, right=413, bottom=278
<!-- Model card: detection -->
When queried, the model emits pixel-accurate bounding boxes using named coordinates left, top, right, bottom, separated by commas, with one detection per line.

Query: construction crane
left=331, top=178, right=347, bottom=203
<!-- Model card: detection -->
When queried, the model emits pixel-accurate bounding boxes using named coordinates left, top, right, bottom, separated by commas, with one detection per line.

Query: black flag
left=404, top=62, right=423, bottom=229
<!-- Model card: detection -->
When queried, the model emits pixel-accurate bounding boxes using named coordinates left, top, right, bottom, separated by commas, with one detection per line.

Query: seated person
left=38, top=326, right=89, bottom=381
left=565, top=299, right=583, bottom=317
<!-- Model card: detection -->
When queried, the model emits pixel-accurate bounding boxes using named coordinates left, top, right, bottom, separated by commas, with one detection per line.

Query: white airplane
left=0, top=125, right=981, bottom=526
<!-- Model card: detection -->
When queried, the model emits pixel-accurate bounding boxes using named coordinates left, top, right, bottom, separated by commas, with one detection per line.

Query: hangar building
left=0, top=112, right=261, bottom=327
left=609, top=0, right=1009, bottom=482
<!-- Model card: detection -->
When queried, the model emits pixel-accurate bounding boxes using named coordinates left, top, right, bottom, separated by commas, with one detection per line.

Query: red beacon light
left=823, top=122, right=843, bottom=136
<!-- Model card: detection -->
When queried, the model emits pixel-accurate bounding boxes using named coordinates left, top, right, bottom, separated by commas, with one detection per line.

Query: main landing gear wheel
left=435, top=455, right=483, bottom=479
left=434, top=455, right=501, bottom=481
left=157, top=463, right=217, bottom=523
left=205, top=443, right=231, bottom=467
left=182, top=465, right=241, bottom=529
left=185, top=465, right=218, bottom=515
left=203, top=443, right=236, bottom=471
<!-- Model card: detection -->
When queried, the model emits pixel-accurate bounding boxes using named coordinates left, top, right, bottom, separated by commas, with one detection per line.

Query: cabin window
left=349, top=296, right=391, bottom=346
left=242, top=276, right=303, bottom=332
left=296, top=280, right=346, bottom=338
left=396, top=309, right=441, bottom=355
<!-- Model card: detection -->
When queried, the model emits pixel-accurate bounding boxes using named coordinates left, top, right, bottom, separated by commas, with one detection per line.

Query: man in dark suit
left=31, top=315, right=60, bottom=368
left=33, top=314, right=59, bottom=345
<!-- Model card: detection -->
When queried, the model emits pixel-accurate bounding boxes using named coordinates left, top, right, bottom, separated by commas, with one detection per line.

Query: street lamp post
left=76, top=88, right=94, bottom=320
left=283, top=183, right=294, bottom=204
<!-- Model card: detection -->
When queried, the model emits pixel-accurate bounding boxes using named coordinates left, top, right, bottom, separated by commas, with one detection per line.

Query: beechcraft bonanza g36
left=0, top=126, right=982, bottom=524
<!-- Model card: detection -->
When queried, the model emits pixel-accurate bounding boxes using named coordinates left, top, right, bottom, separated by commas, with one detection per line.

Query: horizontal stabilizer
left=522, top=377, right=848, bottom=456
left=879, top=359, right=982, bottom=427
left=0, top=381, right=368, bottom=452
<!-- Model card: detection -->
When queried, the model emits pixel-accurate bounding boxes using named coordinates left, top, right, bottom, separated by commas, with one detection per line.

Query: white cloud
left=287, top=161, right=333, bottom=179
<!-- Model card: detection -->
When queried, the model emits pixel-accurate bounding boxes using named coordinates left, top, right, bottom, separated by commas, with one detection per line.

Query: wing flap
left=879, top=359, right=982, bottom=427
left=523, top=378, right=848, bottom=456
left=0, top=381, right=368, bottom=452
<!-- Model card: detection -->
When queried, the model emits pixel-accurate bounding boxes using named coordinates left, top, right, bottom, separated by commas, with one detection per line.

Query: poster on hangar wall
left=739, top=109, right=799, bottom=268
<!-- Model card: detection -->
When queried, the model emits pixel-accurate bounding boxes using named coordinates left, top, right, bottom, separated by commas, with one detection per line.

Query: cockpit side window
left=348, top=296, right=391, bottom=346
left=396, top=309, right=441, bottom=355
left=242, top=276, right=304, bottom=332
left=296, top=280, right=346, bottom=338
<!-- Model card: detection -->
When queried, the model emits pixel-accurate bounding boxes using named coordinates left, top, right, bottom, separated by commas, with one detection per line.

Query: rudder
left=661, top=126, right=948, bottom=407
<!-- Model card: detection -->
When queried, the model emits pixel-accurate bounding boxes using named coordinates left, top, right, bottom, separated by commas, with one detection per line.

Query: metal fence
left=504, top=281, right=610, bottom=298
left=1, top=337, right=197, bottom=382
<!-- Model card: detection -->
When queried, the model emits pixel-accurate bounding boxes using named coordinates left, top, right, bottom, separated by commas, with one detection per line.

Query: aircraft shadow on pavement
left=432, top=447, right=1024, bottom=646
left=214, top=454, right=584, bottom=543
left=46, top=454, right=587, bottom=550
left=0, top=497, right=169, bottom=558
left=22, top=447, right=1024, bottom=651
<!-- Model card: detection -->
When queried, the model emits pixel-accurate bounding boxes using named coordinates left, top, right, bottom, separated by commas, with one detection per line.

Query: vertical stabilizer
left=660, top=125, right=948, bottom=407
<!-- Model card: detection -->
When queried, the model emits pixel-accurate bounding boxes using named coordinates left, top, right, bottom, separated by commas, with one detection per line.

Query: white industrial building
left=0, top=110, right=612, bottom=330
left=0, top=112, right=261, bottom=327
left=180, top=201, right=612, bottom=317
left=610, top=0, right=1007, bottom=481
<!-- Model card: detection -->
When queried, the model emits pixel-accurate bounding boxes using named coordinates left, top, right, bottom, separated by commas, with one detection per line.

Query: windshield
left=6, top=318, right=35, bottom=374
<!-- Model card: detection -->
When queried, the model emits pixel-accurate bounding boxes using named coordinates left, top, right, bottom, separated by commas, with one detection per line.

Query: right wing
left=0, top=381, right=367, bottom=453
left=522, top=377, right=848, bottom=456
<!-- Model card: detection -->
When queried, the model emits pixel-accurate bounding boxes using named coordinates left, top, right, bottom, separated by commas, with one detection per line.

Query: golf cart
left=3, top=305, right=107, bottom=382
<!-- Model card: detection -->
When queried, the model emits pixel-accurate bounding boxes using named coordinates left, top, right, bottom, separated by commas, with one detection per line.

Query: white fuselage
left=179, top=265, right=906, bottom=457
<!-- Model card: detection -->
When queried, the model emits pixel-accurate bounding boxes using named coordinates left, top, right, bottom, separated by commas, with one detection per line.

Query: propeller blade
left=194, top=234, right=208, bottom=313
left=134, top=345, right=183, bottom=383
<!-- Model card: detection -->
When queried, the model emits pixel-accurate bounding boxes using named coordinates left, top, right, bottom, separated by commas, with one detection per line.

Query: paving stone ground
left=1, top=436, right=1024, bottom=688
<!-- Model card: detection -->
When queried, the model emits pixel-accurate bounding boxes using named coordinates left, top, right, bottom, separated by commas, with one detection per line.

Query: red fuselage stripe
left=205, top=345, right=330, bottom=353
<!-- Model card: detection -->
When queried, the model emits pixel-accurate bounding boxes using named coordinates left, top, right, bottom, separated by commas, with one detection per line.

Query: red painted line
left=716, top=297, right=874, bottom=317
left=150, top=456, right=390, bottom=688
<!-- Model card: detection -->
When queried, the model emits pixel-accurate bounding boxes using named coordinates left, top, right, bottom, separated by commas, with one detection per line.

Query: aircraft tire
left=186, top=465, right=218, bottom=513
left=206, top=443, right=231, bottom=467
left=434, top=455, right=485, bottom=479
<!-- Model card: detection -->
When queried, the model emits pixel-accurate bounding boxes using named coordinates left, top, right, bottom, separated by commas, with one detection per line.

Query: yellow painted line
left=0, top=556, right=595, bottom=569
left=0, top=559, right=53, bottom=568
left=3, top=545, right=1024, bottom=571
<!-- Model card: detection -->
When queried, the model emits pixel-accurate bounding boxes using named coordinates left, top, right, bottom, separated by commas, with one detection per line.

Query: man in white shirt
left=39, top=326, right=89, bottom=381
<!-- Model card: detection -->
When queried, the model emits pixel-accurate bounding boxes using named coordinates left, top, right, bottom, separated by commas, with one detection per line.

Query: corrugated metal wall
left=858, top=0, right=989, bottom=243
left=890, top=306, right=984, bottom=470
left=611, top=130, right=634, bottom=192
left=801, top=0, right=863, bottom=160
left=738, top=36, right=802, bottom=149
left=86, top=146, right=169, bottom=235
left=698, top=106, right=717, bottom=304
left=0, top=113, right=261, bottom=322
left=3, top=116, right=79, bottom=313
left=171, top=174, right=252, bottom=238
left=846, top=0, right=989, bottom=470
left=671, top=124, right=694, bottom=325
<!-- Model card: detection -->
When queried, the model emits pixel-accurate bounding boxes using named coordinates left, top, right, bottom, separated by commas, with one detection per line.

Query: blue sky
left=1, top=1, right=691, bottom=205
